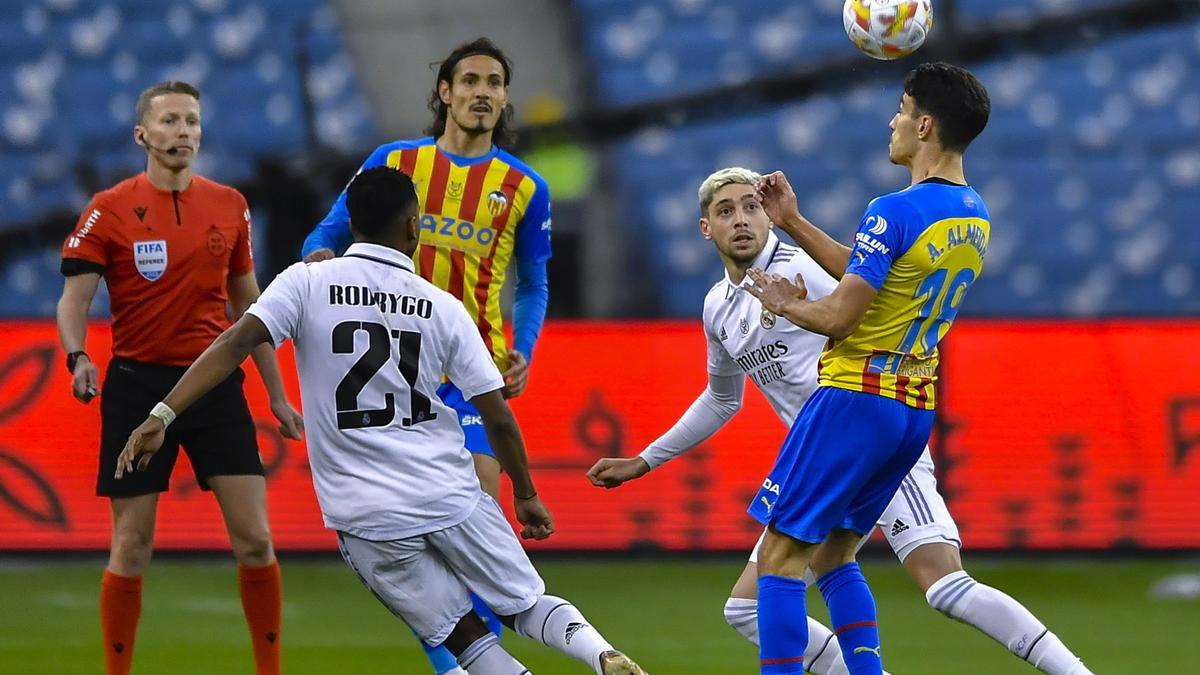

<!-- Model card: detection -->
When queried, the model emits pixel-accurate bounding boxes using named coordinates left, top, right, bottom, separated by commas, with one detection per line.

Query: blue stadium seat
left=603, top=22, right=1200, bottom=316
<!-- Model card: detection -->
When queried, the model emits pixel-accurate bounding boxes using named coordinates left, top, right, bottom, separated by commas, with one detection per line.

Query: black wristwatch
left=66, top=350, right=89, bottom=374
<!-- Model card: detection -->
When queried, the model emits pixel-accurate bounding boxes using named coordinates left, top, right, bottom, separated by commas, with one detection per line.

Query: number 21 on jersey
left=332, top=320, right=438, bottom=430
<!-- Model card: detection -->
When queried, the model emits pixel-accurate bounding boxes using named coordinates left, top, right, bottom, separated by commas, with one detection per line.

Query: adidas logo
left=564, top=622, right=585, bottom=644
left=890, top=519, right=909, bottom=536
left=718, top=326, right=729, bottom=341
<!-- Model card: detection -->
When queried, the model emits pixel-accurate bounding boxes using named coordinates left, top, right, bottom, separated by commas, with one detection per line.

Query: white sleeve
left=638, top=372, right=745, bottom=470
left=245, top=262, right=309, bottom=346
left=444, top=302, right=505, bottom=400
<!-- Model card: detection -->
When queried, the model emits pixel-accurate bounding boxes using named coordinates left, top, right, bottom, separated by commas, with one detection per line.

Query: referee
left=55, top=81, right=302, bottom=675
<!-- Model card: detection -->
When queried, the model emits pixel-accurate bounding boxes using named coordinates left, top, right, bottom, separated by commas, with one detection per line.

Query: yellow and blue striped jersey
left=818, top=178, right=990, bottom=410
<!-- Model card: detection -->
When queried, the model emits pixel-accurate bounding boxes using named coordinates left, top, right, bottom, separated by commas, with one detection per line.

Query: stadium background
left=1, top=0, right=1198, bottom=672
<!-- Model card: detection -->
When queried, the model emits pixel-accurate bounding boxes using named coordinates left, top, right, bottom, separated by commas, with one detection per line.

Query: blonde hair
left=698, top=167, right=762, bottom=216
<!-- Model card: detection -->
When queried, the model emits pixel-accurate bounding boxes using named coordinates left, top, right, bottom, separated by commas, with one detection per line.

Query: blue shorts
left=438, top=382, right=493, bottom=457
left=748, top=386, right=934, bottom=543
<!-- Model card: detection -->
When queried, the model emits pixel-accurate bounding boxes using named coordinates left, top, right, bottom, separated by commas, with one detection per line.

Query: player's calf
left=925, top=570, right=1094, bottom=675
left=506, top=594, right=648, bottom=675
left=443, top=611, right=529, bottom=675
left=724, top=597, right=852, bottom=675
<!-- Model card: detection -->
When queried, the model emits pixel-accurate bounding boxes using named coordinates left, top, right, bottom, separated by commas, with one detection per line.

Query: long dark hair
left=425, top=37, right=517, bottom=149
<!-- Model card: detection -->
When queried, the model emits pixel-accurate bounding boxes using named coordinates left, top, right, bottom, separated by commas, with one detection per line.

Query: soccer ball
left=843, top=0, right=934, bottom=60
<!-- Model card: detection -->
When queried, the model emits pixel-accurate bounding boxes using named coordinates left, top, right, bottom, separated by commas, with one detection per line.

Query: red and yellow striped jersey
left=307, top=137, right=552, bottom=369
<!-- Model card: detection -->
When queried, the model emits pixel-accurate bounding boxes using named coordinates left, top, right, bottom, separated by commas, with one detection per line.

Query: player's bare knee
left=903, top=542, right=963, bottom=593
left=757, top=528, right=812, bottom=578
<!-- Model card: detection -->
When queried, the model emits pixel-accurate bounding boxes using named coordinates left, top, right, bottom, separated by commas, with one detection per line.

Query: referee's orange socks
left=100, top=569, right=142, bottom=675
left=238, top=560, right=282, bottom=675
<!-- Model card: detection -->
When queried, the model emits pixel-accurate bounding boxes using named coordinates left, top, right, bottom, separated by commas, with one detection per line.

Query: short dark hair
left=425, top=37, right=516, bottom=148
left=135, top=81, right=200, bottom=125
left=346, top=167, right=419, bottom=239
left=903, top=63, right=990, bottom=153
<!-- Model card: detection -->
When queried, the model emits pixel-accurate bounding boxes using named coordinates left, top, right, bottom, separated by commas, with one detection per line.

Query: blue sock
left=757, top=575, right=809, bottom=674
left=418, top=593, right=502, bottom=673
left=817, top=562, right=882, bottom=675
left=471, top=591, right=503, bottom=639
left=419, top=637, right=461, bottom=674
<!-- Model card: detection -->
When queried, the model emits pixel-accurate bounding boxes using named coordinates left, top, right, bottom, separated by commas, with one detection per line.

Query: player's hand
left=115, top=417, right=166, bottom=479
left=745, top=268, right=808, bottom=316
left=502, top=350, right=529, bottom=399
left=303, top=248, right=335, bottom=263
left=586, top=457, right=650, bottom=489
left=70, top=357, right=100, bottom=404
left=755, top=171, right=801, bottom=227
left=270, top=397, right=304, bottom=440
left=514, top=495, right=555, bottom=540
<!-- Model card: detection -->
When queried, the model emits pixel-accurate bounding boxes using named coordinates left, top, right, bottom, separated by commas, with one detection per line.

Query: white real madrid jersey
left=247, top=242, right=504, bottom=540
left=703, top=231, right=839, bottom=424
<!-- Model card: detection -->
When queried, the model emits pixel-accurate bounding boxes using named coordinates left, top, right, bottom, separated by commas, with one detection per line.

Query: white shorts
left=335, top=494, right=545, bottom=646
left=748, top=447, right=960, bottom=565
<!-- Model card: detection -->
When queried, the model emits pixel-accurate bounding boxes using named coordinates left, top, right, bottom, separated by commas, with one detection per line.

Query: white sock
left=721, top=597, right=849, bottom=674
left=926, top=571, right=1093, bottom=675
left=723, top=598, right=760, bottom=644
left=513, top=595, right=613, bottom=675
left=457, top=634, right=530, bottom=675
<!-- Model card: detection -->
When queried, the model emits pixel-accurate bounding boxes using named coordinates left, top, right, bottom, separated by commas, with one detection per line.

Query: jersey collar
left=723, top=230, right=781, bottom=298
left=343, top=242, right=416, bottom=273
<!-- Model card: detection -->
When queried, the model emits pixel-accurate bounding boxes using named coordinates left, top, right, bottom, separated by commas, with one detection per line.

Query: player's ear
left=438, top=79, right=452, bottom=105
left=699, top=217, right=712, bottom=240
left=134, top=126, right=146, bottom=148
left=406, top=214, right=419, bottom=243
left=918, top=115, right=934, bottom=142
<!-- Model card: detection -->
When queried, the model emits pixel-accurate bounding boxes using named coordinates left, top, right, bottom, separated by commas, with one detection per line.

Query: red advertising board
left=0, top=320, right=1196, bottom=552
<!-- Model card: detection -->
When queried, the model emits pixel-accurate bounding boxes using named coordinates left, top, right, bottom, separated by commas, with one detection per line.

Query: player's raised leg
left=336, top=530, right=531, bottom=675
left=434, top=495, right=647, bottom=675
left=910, top=545, right=1093, bottom=675
left=878, top=451, right=1094, bottom=674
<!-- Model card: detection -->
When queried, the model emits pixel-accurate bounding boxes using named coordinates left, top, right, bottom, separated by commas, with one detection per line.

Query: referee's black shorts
left=97, top=356, right=263, bottom=497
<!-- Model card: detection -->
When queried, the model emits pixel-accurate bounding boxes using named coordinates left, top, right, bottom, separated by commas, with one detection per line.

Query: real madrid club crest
left=486, top=189, right=510, bottom=217
left=760, top=307, right=777, bottom=329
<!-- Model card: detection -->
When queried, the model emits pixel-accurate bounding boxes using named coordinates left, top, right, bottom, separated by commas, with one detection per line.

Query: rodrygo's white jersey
left=247, top=242, right=504, bottom=540
left=703, top=231, right=839, bottom=424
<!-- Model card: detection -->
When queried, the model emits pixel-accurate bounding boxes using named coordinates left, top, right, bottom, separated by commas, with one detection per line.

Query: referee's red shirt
left=62, top=172, right=254, bottom=366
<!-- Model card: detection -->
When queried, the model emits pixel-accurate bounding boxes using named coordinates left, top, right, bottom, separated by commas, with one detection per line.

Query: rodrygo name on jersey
left=246, top=242, right=504, bottom=541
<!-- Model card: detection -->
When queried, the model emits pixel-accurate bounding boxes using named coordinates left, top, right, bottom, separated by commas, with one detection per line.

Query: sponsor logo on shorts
left=461, top=415, right=483, bottom=426
left=890, top=519, right=909, bottom=536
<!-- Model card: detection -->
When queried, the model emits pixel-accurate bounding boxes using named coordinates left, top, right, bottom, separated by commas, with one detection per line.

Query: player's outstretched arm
left=115, top=315, right=273, bottom=478
left=472, top=389, right=555, bottom=541
left=756, top=171, right=852, bottom=279
left=746, top=269, right=877, bottom=340
left=587, top=372, right=744, bottom=488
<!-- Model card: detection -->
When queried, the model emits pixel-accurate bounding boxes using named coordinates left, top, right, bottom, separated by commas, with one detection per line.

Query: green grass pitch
left=0, top=556, right=1196, bottom=674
